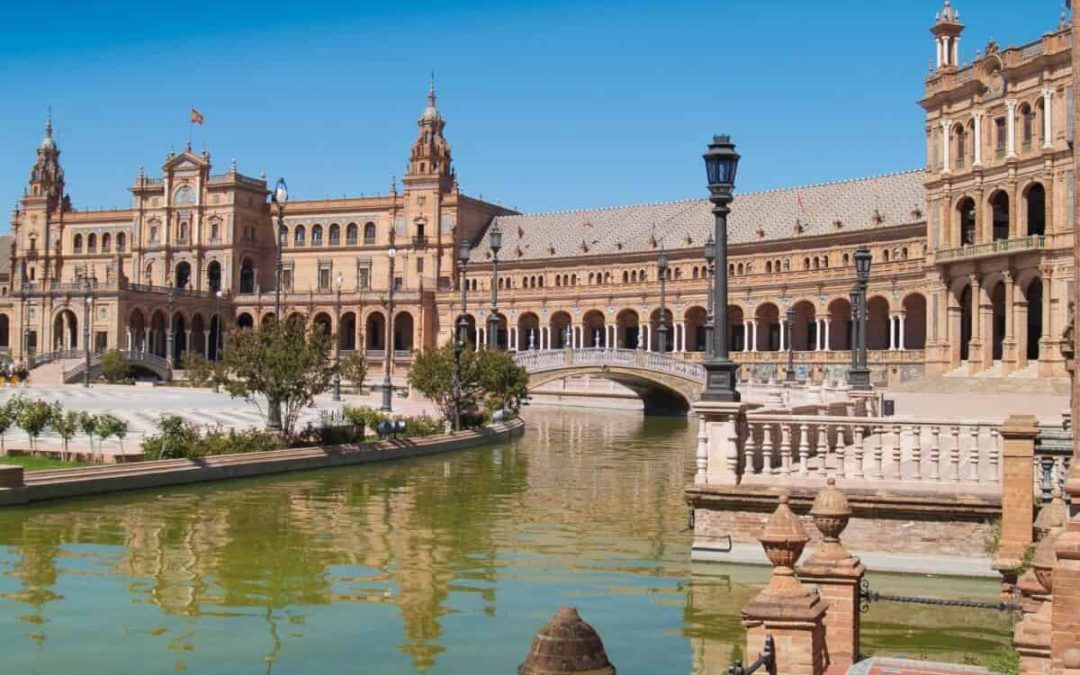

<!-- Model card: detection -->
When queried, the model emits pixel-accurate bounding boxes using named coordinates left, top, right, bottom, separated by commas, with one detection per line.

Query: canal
left=0, top=407, right=1012, bottom=673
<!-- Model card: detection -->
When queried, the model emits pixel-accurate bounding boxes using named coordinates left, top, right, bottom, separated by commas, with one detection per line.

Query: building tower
left=16, top=113, right=69, bottom=284
left=931, top=0, right=964, bottom=70
left=405, top=78, right=455, bottom=190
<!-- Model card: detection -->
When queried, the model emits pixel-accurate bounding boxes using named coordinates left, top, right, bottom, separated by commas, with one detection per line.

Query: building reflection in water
left=0, top=407, right=1009, bottom=673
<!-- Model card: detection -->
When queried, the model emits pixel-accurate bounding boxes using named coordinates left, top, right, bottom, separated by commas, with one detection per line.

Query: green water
left=0, top=407, right=1011, bottom=674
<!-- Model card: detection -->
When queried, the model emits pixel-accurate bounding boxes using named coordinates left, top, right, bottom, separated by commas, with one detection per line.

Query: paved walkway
left=886, top=389, right=1069, bottom=425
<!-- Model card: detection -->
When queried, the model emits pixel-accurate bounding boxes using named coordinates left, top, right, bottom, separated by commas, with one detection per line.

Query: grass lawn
left=0, top=454, right=90, bottom=470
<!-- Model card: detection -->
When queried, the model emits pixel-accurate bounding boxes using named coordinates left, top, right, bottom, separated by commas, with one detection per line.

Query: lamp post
left=82, top=275, right=94, bottom=388
left=848, top=288, right=860, bottom=385
left=380, top=247, right=397, bottom=412
left=165, top=283, right=176, bottom=367
left=271, top=178, right=288, bottom=320
left=333, top=272, right=343, bottom=401
left=212, top=289, right=223, bottom=393
left=703, top=233, right=715, bottom=356
left=657, top=246, right=669, bottom=353
left=849, top=246, right=873, bottom=390
left=701, top=135, right=741, bottom=402
left=454, top=239, right=470, bottom=431
left=785, top=306, right=797, bottom=383
left=487, top=224, right=502, bottom=350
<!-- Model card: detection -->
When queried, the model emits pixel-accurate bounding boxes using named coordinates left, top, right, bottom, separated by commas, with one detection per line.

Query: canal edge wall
left=0, top=419, right=525, bottom=506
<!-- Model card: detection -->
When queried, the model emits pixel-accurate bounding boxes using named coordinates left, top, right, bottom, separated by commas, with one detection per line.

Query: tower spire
left=931, top=0, right=964, bottom=71
left=44, top=108, right=52, bottom=140
left=429, top=71, right=436, bottom=106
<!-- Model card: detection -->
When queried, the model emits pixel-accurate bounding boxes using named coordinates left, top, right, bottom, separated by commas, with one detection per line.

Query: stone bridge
left=62, top=350, right=173, bottom=384
left=513, top=348, right=705, bottom=414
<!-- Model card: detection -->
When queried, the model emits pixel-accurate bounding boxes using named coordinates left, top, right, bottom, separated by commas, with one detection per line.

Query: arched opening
left=827, top=298, right=852, bottom=351
left=959, top=285, right=972, bottom=362
left=339, top=312, right=357, bottom=352
left=150, top=311, right=167, bottom=358
left=207, top=261, right=222, bottom=293
left=346, top=223, right=358, bottom=246
left=236, top=313, right=254, bottom=330
left=128, top=309, right=147, bottom=353
left=261, top=313, right=277, bottom=328
left=957, top=197, right=976, bottom=246
left=294, top=225, right=306, bottom=246
left=615, top=309, right=639, bottom=349
left=313, top=312, right=332, bottom=337
left=190, top=314, right=206, bottom=357
left=1025, top=278, right=1044, bottom=363
left=175, top=261, right=192, bottom=289
left=366, top=312, right=386, bottom=350
left=87, top=233, right=97, bottom=253
left=311, top=224, right=323, bottom=246
left=73, top=233, right=83, bottom=253
left=363, top=222, right=376, bottom=245
left=729, top=306, right=745, bottom=352
left=102, top=233, right=112, bottom=253
left=1020, top=103, right=1035, bottom=149
left=53, top=309, right=78, bottom=351
left=649, top=307, right=674, bottom=352
left=239, top=258, right=255, bottom=294
left=790, top=301, right=817, bottom=351
left=393, top=312, right=415, bottom=352
left=0, top=314, right=10, bottom=351
left=171, top=313, right=188, bottom=364
left=550, top=311, right=572, bottom=349
left=518, top=312, right=540, bottom=350
left=457, top=314, right=478, bottom=348
left=989, top=191, right=1010, bottom=241
left=991, top=281, right=1006, bottom=361
left=582, top=310, right=606, bottom=348
left=1025, top=183, right=1046, bottom=236
left=902, top=293, right=927, bottom=350
left=328, top=224, right=340, bottom=246
left=755, top=303, right=780, bottom=352
left=866, top=297, right=890, bottom=351
left=684, top=306, right=708, bottom=352
left=953, top=123, right=966, bottom=169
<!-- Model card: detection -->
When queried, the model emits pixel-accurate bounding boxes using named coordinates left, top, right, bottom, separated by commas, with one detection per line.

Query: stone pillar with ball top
left=1013, top=490, right=1066, bottom=674
left=996, top=414, right=1040, bottom=598
left=741, top=493, right=828, bottom=675
left=796, top=478, right=865, bottom=670
left=518, top=606, right=616, bottom=675
left=1050, top=460, right=1080, bottom=672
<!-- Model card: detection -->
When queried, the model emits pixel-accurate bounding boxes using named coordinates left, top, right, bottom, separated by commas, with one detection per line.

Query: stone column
left=751, top=320, right=758, bottom=352
left=1003, top=272, right=1018, bottom=372
left=779, top=318, right=787, bottom=352
left=941, top=119, right=952, bottom=173
left=741, top=494, right=828, bottom=675
left=898, top=313, right=906, bottom=350
left=693, top=400, right=751, bottom=486
left=887, top=315, right=896, bottom=351
left=797, top=479, right=865, bottom=671
left=1007, top=99, right=1019, bottom=158
left=824, top=317, right=831, bottom=352
left=1042, top=87, right=1054, bottom=149
left=995, top=415, right=1039, bottom=593
left=968, top=275, right=984, bottom=370
left=743, top=322, right=750, bottom=352
left=973, top=110, right=984, bottom=166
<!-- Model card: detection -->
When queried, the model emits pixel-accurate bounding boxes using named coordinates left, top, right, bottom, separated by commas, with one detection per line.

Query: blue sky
left=0, top=0, right=1065, bottom=221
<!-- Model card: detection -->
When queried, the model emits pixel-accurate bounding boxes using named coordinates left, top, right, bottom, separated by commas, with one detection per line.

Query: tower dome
left=419, top=76, right=442, bottom=124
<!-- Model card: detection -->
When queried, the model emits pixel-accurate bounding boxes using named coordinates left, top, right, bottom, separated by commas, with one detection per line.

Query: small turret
left=931, top=0, right=964, bottom=71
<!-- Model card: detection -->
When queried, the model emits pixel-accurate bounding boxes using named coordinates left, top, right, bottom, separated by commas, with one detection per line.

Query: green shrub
left=142, top=416, right=281, bottom=459
left=99, top=349, right=131, bottom=383
left=182, top=353, right=218, bottom=388
left=143, top=415, right=199, bottom=459
left=403, top=414, right=444, bottom=437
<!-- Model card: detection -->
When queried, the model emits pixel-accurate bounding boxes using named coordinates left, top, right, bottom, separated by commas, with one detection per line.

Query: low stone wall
left=0, top=420, right=524, bottom=506
left=686, top=483, right=999, bottom=561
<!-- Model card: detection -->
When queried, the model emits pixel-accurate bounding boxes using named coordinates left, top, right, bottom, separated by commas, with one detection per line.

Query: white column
left=1006, top=99, right=1018, bottom=158
left=742, top=322, right=749, bottom=352
left=476, top=328, right=484, bottom=351
left=678, top=322, right=686, bottom=352
left=778, top=319, right=786, bottom=352
left=509, top=327, right=517, bottom=352
left=899, top=314, right=907, bottom=351
left=126, top=329, right=133, bottom=351
left=824, top=318, right=831, bottom=352
left=940, top=119, right=951, bottom=173
left=1042, top=87, right=1054, bottom=148
left=951, top=36, right=959, bottom=66
left=972, top=111, right=984, bottom=166
left=609, top=324, right=615, bottom=348
left=643, top=324, right=651, bottom=351
left=936, top=38, right=944, bottom=69
left=750, top=320, right=758, bottom=352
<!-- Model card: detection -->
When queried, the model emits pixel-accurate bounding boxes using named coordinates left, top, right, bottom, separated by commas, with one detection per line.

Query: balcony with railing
left=933, top=234, right=1045, bottom=264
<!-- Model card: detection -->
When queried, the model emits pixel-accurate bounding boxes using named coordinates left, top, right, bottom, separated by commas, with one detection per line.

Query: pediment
left=162, top=150, right=209, bottom=173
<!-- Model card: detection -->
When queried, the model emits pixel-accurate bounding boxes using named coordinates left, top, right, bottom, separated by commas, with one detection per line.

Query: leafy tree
left=216, top=318, right=334, bottom=435
left=78, top=411, right=99, bottom=459
left=95, top=414, right=129, bottom=454
left=337, top=352, right=367, bottom=391
left=476, top=349, right=530, bottom=417
left=143, top=414, right=198, bottom=459
left=52, top=408, right=81, bottom=462
left=98, top=349, right=131, bottom=383
left=408, top=344, right=529, bottom=426
left=182, top=352, right=218, bottom=388
left=0, top=399, right=15, bottom=455
left=16, top=399, right=53, bottom=453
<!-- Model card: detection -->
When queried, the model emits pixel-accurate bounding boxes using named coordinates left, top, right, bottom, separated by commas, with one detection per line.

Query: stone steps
left=890, top=373, right=1068, bottom=396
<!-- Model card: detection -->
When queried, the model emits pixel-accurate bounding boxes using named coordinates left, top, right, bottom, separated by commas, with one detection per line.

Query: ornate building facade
left=2, top=2, right=1074, bottom=388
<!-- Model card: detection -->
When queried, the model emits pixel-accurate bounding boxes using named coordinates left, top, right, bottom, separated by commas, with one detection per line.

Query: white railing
left=513, top=348, right=706, bottom=382
left=738, top=412, right=1001, bottom=487
left=64, top=350, right=172, bottom=381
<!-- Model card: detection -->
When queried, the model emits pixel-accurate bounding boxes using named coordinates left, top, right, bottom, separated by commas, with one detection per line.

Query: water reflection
left=0, top=407, right=1010, bottom=674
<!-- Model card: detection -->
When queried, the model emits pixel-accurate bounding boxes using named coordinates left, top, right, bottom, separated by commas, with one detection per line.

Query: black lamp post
left=785, top=306, right=797, bottom=383
left=849, top=246, right=873, bottom=390
left=454, top=239, right=470, bottom=431
left=332, top=272, right=343, bottom=402
left=487, top=224, right=502, bottom=350
left=271, top=178, right=288, bottom=320
left=657, top=246, right=669, bottom=353
left=848, top=288, right=860, bottom=385
left=380, top=247, right=397, bottom=412
left=212, top=288, right=223, bottom=393
left=703, top=233, right=715, bottom=355
left=82, top=275, right=93, bottom=388
left=701, top=135, right=741, bottom=402
left=165, top=283, right=176, bottom=367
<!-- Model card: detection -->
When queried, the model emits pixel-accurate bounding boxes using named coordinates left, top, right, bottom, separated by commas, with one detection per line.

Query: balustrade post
left=815, top=424, right=829, bottom=478
left=744, top=423, right=758, bottom=476
left=988, top=428, right=1000, bottom=485
left=929, top=425, right=942, bottom=481
left=780, top=423, right=793, bottom=475
left=889, top=424, right=902, bottom=479
left=851, top=426, right=864, bottom=479
left=762, top=423, right=775, bottom=474
left=909, top=425, right=922, bottom=480
left=871, top=426, right=884, bottom=480
left=968, top=426, right=981, bottom=482
left=798, top=423, right=810, bottom=476
left=950, top=426, right=962, bottom=482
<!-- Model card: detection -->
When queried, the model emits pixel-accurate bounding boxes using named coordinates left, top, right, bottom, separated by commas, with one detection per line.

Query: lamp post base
left=701, top=359, right=741, bottom=402
left=380, top=378, right=393, bottom=412
left=848, top=367, right=872, bottom=391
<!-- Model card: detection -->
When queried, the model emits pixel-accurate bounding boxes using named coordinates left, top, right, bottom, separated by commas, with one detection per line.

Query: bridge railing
left=64, top=350, right=172, bottom=382
left=513, top=348, right=706, bottom=382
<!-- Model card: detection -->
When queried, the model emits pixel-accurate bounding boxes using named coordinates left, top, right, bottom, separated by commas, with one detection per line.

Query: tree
left=476, top=349, right=530, bottom=417
left=0, top=399, right=14, bottom=455
left=99, top=349, right=131, bottom=383
left=408, top=344, right=529, bottom=426
left=95, top=414, right=129, bottom=455
left=16, top=399, right=53, bottom=453
left=78, top=411, right=99, bottom=459
left=217, top=317, right=334, bottom=435
left=182, top=352, right=217, bottom=388
left=338, top=351, right=367, bottom=391
left=52, top=408, right=81, bottom=462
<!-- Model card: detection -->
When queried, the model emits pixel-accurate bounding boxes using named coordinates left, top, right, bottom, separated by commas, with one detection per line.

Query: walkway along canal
left=0, top=407, right=1011, bottom=673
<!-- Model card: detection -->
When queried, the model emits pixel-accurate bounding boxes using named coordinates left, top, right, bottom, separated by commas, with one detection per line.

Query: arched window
left=783, top=259, right=790, bottom=272
left=87, top=233, right=97, bottom=253
left=117, top=232, right=126, bottom=252
left=328, top=224, right=340, bottom=245
left=1025, top=183, right=1046, bottom=236
left=883, top=249, right=890, bottom=262
left=73, top=233, right=83, bottom=253
left=240, top=259, right=255, bottom=293
left=102, top=233, right=112, bottom=253
left=346, top=223, right=358, bottom=245
left=173, top=186, right=195, bottom=205
left=179, top=222, right=188, bottom=242
left=363, top=222, right=376, bottom=244
left=990, top=191, right=1010, bottom=241
left=294, top=225, right=306, bottom=246
left=765, top=261, right=772, bottom=274
left=209, top=218, right=220, bottom=241
left=803, top=257, right=810, bottom=270
left=1020, top=103, right=1035, bottom=149
left=957, top=197, right=977, bottom=246
left=311, top=224, right=323, bottom=246
left=953, top=123, right=966, bottom=169
left=843, top=253, right=850, bottom=266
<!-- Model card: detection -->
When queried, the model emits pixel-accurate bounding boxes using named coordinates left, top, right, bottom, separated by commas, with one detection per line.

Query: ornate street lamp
left=165, top=282, right=176, bottom=367
left=657, top=246, right=669, bottom=353
left=332, top=271, right=344, bottom=402
left=380, top=247, right=397, bottom=412
left=487, top=224, right=502, bottom=350
left=703, top=232, right=715, bottom=355
left=212, top=288, right=224, bottom=393
left=82, top=275, right=94, bottom=388
left=847, top=288, right=861, bottom=388
left=701, top=135, right=741, bottom=402
left=849, top=246, right=873, bottom=390
left=271, top=178, right=288, bottom=320
left=454, top=239, right=471, bottom=431
left=785, top=306, right=797, bottom=383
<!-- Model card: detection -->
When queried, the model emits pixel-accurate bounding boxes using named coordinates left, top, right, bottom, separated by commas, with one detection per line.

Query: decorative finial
left=230, top=158, right=237, bottom=173
left=391, top=174, right=397, bottom=195
left=184, top=139, right=192, bottom=153
left=44, top=108, right=53, bottom=138
left=429, top=70, right=436, bottom=105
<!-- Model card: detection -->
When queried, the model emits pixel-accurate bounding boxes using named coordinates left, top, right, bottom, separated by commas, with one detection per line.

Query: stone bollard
left=797, top=479, right=865, bottom=671
left=1014, top=528, right=1060, bottom=674
left=996, top=415, right=1040, bottom=597
left=741, top=494, right=828, bottom=675
left=0, top=464, right=25, bottom=489
left=518, top=606, right=615, bottom=675
left=1051, top=460, right=1080, bottom=671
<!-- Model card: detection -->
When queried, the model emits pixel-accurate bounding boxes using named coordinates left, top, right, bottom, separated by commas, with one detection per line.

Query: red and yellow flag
left=190, top=107, right=204, bottom=125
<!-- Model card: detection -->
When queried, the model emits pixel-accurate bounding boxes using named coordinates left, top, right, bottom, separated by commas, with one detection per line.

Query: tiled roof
left=472, top=170, right=924, bottom=262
